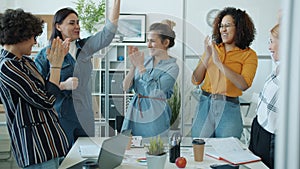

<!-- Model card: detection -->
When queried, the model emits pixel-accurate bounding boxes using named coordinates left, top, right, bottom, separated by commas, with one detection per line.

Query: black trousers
left=249, top=116, right=275, bottom=169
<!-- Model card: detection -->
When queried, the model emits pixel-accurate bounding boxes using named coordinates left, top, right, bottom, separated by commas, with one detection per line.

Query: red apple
left=175, top=157, right=187, bottom=168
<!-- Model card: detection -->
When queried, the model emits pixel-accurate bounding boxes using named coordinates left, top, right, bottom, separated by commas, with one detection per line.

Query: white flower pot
left=146, top=153, right=167, bottom=169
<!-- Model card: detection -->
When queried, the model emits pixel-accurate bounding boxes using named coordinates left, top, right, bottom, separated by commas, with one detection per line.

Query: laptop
left=67, top=130, right=131, bottom=169
left=79, top=145, right=101, bottom=158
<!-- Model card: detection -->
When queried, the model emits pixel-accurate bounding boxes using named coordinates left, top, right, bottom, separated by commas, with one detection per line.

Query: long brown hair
left=49, top=8, right=78, bottom=42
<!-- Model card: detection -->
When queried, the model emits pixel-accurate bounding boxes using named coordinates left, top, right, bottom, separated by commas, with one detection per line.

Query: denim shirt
left=35, top=20, right=117, bottom=125
left=121, top=56, right=179, bottom=137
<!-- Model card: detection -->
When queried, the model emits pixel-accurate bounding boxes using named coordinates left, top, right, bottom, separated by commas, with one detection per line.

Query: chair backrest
left=247, top=93, right=259, bottom=118
left=241, top=92, right=259, bottom=126
left=115, top=116, right=124, bottom=134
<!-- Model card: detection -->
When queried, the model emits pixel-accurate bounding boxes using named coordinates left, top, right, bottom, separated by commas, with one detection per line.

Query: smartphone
left=210, top=164, right=251, bottom=169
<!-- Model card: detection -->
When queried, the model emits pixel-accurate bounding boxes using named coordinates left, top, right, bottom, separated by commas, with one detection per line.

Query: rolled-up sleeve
left=241, top=51, right=258, bottom=87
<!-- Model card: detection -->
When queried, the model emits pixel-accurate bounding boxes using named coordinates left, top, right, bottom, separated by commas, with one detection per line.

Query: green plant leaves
left=168, top=82, right=181, bottom=129
left=148, top=136, right=165, bottom=155
left=74, top=0, right=105, bottom=34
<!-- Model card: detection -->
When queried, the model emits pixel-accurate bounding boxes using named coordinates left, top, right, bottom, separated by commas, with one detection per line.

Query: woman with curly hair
left=0, top=9, right=69, bottom=168
left=191, top=7, right=258, bottom=138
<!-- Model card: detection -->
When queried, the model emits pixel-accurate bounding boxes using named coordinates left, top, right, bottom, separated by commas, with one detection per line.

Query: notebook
left=205, top=137, right=261, bottom=165
left=67, top=130, right=131, bottom=169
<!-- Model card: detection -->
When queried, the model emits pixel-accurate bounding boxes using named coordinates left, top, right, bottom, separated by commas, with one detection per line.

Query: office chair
left=241, top=93, right=259, bottom=145
left=115, top=116, right=124, bottom=135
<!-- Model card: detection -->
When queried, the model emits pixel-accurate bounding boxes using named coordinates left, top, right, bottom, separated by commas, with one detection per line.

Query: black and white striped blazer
left=0, top=49, right=69, bottom=168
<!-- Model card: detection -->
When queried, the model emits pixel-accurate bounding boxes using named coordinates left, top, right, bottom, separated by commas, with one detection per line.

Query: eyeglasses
left=218, top=23, right=235, bottom=29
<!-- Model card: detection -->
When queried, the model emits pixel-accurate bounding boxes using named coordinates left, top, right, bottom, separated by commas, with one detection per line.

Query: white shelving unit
left=91, top=42, right=148, bottom=137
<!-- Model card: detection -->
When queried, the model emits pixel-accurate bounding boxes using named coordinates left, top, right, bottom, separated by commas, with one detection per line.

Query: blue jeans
left=23, top=158, right=59, bottom=169
left=191, top=94, right=243, bottom=138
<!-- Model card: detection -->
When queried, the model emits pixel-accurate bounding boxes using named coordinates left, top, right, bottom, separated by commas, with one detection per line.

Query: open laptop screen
left=67, top=130, right=131, bottom=169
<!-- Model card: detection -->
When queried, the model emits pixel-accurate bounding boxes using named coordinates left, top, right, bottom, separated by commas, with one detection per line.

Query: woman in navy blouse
left=0, top=9, right=69, bottom=168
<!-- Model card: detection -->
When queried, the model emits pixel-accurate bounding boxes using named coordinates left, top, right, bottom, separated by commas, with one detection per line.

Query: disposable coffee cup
left=126, top=135, right=132, bottom=150
left=192, top=139, right=205, bottom=162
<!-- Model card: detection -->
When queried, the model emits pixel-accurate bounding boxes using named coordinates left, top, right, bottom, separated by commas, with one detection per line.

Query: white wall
left=1, top=0, right=76, bottom=14
left=0, top=0, right=6, bottom=12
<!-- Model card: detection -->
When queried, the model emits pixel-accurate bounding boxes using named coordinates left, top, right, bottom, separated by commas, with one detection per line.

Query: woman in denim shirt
left=35, top=0, right=121, bottom=146
left=121, top=20, right=179, bottom=138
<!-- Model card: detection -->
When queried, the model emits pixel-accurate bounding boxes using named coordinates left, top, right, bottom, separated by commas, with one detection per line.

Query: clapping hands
left=128, top=46, right=144, bottom=69
left=204, top=36, right=221, bottom=67
left=47, top=37, right=70, bottom=68
left=204, top=36, right=213, bottom=58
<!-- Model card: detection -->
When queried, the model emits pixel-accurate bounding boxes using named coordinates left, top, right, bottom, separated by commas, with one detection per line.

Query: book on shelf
left=205, top=137, right=261, bottom=165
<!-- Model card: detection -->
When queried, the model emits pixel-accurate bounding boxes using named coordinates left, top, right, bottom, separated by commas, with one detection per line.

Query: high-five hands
left=47, top=37, right=70, bottom=68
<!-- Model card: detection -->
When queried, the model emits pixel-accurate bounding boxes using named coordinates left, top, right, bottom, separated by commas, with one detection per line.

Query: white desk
left=59, top=137, right=268, bottom=169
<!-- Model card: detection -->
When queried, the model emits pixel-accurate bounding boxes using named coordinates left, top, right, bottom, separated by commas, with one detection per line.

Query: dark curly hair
left=149, top=21, right=176, bottom=48
left=212, top=7, right=256, bottom=49
left=50, top=8, right=78, bottom=42
left=0, top=8, right=44, bottom=46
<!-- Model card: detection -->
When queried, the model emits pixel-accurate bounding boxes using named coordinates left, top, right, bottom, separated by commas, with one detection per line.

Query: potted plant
left=74, top=0, right=106, bottom=34
left=146, top=136, right=167, bottom=169
left=168, top=82, right=181, bottom=130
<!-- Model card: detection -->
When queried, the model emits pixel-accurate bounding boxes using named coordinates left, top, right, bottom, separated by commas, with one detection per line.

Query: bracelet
left=50, top=66, right=62, bottom=69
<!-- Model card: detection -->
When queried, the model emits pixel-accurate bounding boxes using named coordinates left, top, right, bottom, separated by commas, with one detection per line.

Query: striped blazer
left=0, top=49, right=69, bottom=168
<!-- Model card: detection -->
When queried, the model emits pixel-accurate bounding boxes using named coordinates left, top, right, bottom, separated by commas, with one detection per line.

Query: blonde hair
left=270, top=24, right=280, bottom=39
left=161, top=19, right=176, bottom=30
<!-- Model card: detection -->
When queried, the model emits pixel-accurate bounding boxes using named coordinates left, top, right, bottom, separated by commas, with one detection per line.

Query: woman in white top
left=249, top=24, right=280, bottom=169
